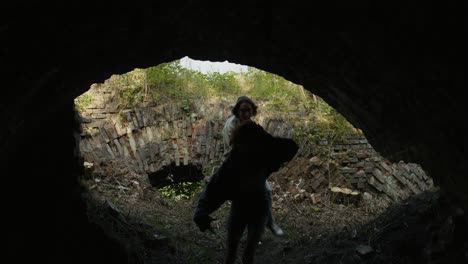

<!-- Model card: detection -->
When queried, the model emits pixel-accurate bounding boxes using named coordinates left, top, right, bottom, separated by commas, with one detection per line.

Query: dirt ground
left=81, top=169, right=468, bottom=264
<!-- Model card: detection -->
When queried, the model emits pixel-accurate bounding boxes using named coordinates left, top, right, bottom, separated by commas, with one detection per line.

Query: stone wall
left=277, top=134, right=433, bottom=203
left=80, top=106, right=225, bottom=172
left=78, top=83, right=432, bottom=203
left=80, top=107, right=293, bottom=173
left=77, top=81, right=298, bottom=178
left=335, top=134, right=433, bottom=201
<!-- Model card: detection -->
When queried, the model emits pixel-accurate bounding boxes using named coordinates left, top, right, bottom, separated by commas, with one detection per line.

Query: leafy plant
left=74, top=93, right=94, bottom=112
left=159, top=181, right=204, bottom=200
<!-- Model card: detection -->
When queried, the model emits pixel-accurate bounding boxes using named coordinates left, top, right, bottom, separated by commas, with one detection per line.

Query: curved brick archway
left=1, top=3, right=465, bottom=263
left=147, top=163, right=203, bottom=188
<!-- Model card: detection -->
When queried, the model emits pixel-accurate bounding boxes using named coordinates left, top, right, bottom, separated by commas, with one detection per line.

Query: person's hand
left=194, top=214, right=216, bottom=232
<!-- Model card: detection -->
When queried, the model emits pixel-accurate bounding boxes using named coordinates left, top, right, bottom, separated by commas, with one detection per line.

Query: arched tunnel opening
left=3, top=4, right=467, bottom=264
left=147, top=162, right=203, bottom=189
left=72, top=58, right=466, bottom=264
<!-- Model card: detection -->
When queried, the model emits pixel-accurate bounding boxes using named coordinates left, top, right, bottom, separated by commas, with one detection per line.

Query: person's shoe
left=269, top=223, right=284, bottom=236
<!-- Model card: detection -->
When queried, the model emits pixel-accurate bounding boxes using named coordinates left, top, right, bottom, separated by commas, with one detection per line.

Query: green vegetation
left=159, top=181, right=204, bottom=200
left=292, top=101, right=356, bottom=156
left=76, top=59, right=348, bottom=124
left=145, top=61, right=243, bottom=103
left=76, top=58, right=357, bottom=200
left=95, top=60, right=314, bottom=111
left=74, top=93, right=94, bottom=112
left=243, top=68, right=308, bottom=111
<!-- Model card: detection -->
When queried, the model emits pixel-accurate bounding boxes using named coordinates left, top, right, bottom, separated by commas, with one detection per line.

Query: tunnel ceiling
left=1, top=3, right=467, bottom=261
left=3, top=3, right=466, bottom=202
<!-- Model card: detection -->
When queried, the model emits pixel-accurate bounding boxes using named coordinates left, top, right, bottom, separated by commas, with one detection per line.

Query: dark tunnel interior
left=148, top=163, right=203, bottom=188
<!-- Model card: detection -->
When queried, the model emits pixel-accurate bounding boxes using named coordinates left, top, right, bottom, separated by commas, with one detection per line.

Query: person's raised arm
left=222, top=116, right=239, bottom=156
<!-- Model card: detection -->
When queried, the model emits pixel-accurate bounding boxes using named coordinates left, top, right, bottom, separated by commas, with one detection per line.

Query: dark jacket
left=193, top=122, right=298, bottom=231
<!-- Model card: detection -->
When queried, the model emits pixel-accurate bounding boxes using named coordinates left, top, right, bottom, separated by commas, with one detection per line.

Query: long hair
left=231, top=96, right=258, bottom=117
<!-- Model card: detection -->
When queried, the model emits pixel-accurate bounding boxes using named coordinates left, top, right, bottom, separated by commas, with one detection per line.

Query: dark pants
left=225, top=197, right=268, bottom=264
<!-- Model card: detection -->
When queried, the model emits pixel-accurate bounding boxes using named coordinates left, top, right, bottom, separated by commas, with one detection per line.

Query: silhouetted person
left=194, top=120, right=298, bottom=264
left=222, top=96, right=284, bottom=236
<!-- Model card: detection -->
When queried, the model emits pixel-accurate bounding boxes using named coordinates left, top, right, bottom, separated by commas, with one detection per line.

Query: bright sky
left=179, top=56, right=248, bottom=74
